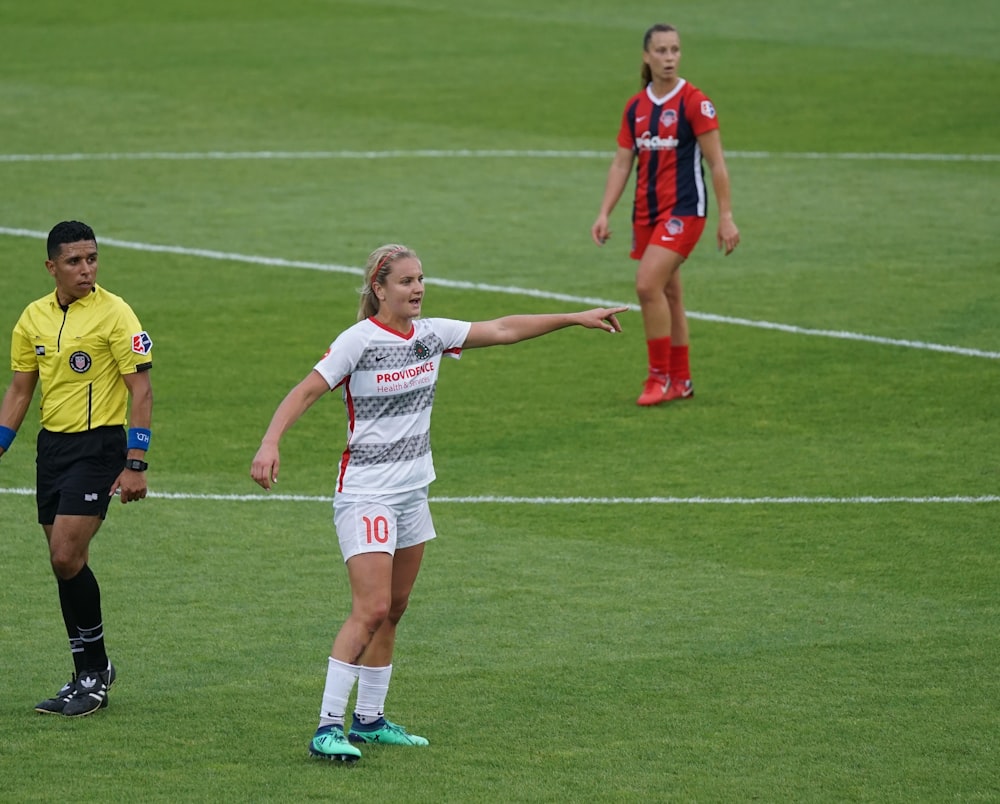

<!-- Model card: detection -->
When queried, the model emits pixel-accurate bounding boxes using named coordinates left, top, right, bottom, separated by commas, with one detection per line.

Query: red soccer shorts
left=631, top=215, right=707, bottom=260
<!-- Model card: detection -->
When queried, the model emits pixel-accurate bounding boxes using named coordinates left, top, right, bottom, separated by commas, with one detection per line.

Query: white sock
left=353, top=664, right=393, bottom=725
left=318, top=657, right=360, bottom=728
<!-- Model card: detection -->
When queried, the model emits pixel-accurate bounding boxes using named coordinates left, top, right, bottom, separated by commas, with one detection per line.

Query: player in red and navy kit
left=592, top=23, right=740, bottom=406
left=250, top=243, right=625, bottom=763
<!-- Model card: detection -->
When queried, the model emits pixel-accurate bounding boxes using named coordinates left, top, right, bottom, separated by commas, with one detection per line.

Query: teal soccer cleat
left=348, top=717, right=429, bottom=746
left=309, top=725, right=362, bottom=762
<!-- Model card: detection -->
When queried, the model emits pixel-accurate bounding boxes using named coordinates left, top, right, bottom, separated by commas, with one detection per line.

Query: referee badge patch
left=132, top=331, right=153, bottom=355
left=69, top=351, right=92, bottom=373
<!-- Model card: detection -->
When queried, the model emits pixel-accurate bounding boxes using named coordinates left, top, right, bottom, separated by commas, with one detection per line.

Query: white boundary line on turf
left=0, top=149, right=998, bottom=163
left=2, top=226, right=998, bottom=361
left=0, top=487, right=996, bottom=504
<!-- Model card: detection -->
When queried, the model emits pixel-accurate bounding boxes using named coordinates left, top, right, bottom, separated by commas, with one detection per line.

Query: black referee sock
left=56, top=576, right=86, bottom=674
left=57, top=564, right=108, bottom=672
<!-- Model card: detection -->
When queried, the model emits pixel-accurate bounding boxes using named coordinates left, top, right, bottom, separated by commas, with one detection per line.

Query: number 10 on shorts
left=364, top=515, right=391, bottom=544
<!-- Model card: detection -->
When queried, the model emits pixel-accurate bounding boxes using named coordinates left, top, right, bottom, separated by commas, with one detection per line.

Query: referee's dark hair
left=47, top=220, right=97, bottom=259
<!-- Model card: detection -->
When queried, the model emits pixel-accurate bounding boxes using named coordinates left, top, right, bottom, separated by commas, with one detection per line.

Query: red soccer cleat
left=664, top=378, right=694, bottom=401
left=636, top=374, right=671, bottom=406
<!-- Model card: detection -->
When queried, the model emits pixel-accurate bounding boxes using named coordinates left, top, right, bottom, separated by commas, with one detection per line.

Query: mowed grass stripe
left=1, top=227, right=996, bottom=361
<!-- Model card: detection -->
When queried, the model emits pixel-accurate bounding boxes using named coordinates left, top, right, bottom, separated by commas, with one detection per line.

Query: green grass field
left=1, top=1, right=998, bottom=801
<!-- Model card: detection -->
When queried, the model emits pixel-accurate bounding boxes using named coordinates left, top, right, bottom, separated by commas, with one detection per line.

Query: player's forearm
left=260, top=399, right=307, bottom=447
left=712, top=169, right=734, bottom=219
left=488, top=313, right=580, bottom=345
left=599, top=163, right=631, bottom=217
left=127, top=386, right=153, bottom=432
left=0, top=378, right=35, bottom=432
left=0, top=380, right=35, bottom=457
left=259, top=373, right=328, bottom=446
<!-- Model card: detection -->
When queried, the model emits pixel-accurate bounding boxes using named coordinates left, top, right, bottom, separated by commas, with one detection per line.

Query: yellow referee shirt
left=10, top=285, right=153, bottom=433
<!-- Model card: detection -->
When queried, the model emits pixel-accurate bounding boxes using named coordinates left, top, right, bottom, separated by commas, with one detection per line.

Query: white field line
left=0, top=487, right=996, bottom=505
left=2, top=226, right=998, bottom=361
left=0, top=149, right=998, bottom=163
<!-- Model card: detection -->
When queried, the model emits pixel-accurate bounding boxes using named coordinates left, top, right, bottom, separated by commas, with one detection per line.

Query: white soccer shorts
left=333, top=486, right=437, bottom=562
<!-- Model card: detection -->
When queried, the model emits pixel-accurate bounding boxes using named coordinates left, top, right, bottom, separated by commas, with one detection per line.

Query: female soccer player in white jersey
left=250, top=243, right=626, bottom=762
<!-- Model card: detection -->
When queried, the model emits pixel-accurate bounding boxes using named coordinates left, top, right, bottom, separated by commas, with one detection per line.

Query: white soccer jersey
left=313, top=316, right=472, bottom=494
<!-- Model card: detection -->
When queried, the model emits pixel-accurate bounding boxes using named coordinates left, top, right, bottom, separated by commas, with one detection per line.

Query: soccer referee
left=0, top=220, right=154, bottom=718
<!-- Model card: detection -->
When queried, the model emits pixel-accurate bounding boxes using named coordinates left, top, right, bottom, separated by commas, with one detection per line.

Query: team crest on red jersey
left=667, top=218, right=685, bottom=235
left=660, top=109, right=677, bottom=127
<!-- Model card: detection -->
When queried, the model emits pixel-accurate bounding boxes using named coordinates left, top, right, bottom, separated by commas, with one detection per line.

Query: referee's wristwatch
left=125, top=458, right=148, bottom=472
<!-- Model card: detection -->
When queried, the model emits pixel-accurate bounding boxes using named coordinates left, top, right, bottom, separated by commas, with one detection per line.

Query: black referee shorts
left=36, top=426, right=126, bottom=524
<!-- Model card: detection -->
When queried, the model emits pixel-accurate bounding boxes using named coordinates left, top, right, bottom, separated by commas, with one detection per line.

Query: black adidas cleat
left=61, top=662, right=116, bottom=718
left=35, top=677, right=77, bottom=715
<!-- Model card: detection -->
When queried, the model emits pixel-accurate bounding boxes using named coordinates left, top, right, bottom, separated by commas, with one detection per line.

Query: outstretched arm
left=250, top=370, right=331, bottom=490
left=463, top=307, right=627, bottom=349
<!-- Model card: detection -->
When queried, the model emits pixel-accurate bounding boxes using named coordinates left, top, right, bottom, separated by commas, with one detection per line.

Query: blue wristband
left=0, top=425, right=15, bottom=451
left=127, top=427, right=151, bottom=451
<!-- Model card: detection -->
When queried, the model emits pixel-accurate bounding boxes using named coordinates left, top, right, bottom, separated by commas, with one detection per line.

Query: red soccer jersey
left=616, top=79, right=720, bottom=224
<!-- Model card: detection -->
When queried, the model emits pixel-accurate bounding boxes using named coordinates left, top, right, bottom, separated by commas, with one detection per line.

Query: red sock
left=670, top=345, right=690, bottom=381
left=646, top=337, right=671, bottom=377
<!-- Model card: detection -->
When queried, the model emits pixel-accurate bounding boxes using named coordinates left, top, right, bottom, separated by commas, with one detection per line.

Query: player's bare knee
left=635, top=282, right=663, bottom=306
left=49, top=552, right=84, bottom=580
left=386, top=599, right=409, bottom=626
left=356, top=598, right=391, bottom=632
